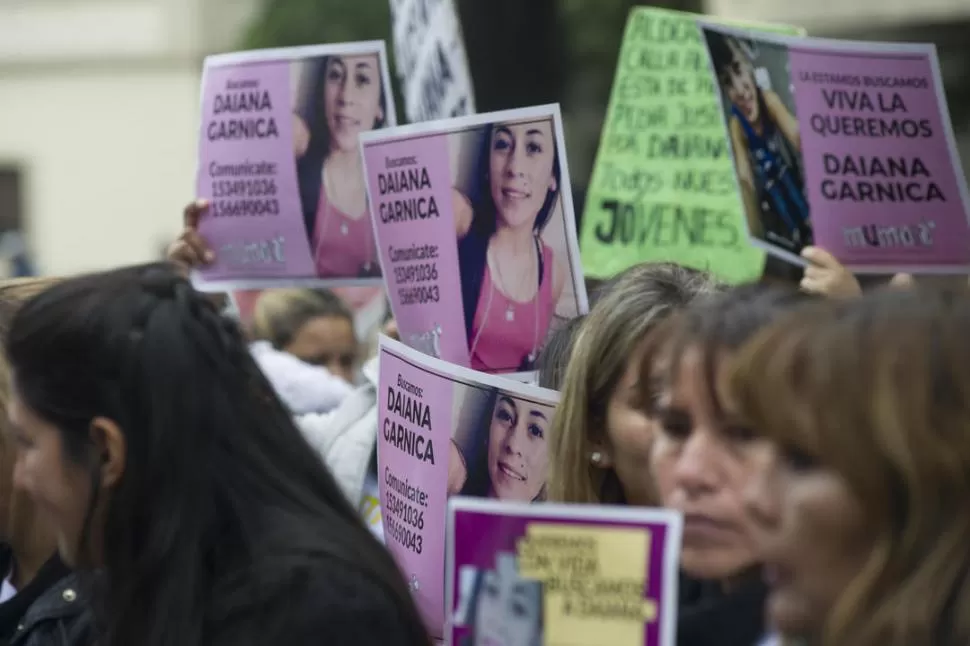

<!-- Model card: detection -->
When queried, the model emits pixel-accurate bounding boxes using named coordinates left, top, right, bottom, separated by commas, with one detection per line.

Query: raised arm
left=763, top=90, right=801, bottom=153
left=729, top=118, right=764, bottom=240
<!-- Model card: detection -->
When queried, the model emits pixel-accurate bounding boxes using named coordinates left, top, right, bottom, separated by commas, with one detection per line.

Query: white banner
left=390, top=0, right=476, bottom=122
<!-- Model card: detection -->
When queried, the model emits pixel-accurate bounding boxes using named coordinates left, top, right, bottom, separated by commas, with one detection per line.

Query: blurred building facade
left=2, top=0, right=969, bottom=276
left=0, top=0, right=256, bottom=275
left=707, top=0, right=970, bottom=175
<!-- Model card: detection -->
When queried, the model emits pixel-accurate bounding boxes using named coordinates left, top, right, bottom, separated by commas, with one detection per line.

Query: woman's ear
left=88, top=417, right=126, bottom=489
left=549, top=176, right=558, bottom=193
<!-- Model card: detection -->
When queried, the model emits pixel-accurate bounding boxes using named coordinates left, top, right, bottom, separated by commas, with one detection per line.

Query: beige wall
left=0, top=69, right=200, bottom=274
left=0, top=0, right=256, bottom=275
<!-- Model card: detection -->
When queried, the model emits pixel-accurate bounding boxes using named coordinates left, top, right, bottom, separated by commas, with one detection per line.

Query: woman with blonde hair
left=731, top=287, right=970, bottom=646
left=546, top=262, right=720, bottom=506
left=251, top=288, right=360, bottom=385
left=0, top=278, right=93, bottom=645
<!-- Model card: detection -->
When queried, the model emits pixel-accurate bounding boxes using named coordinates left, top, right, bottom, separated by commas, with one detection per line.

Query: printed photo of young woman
left=292, top=51, right=392, bottom=279
left=449, top=383, right=553, bottom=503
left=453, top=554, right=544, bottom=646
left=449, top=117, right=585, bottom=373
left=703, top=28, right=813, bottom=260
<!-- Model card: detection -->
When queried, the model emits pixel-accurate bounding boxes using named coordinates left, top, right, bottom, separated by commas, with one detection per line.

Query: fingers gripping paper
left=518, top=524, right=657, bottom=645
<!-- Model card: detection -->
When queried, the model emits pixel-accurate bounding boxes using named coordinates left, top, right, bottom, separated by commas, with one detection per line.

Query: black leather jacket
left=0, top=547, right=94, bottom=646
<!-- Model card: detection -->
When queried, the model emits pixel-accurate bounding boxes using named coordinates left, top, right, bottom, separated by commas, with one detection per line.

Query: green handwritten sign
left=580, top=7, right=804, bottom=284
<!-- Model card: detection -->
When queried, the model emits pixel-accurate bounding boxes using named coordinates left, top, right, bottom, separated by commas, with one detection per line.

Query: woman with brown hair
left=730, top=287, right=970, bottom=646
left=0, top=278, right=93, bottom=645
left=644, top=283, right=812, bottom=646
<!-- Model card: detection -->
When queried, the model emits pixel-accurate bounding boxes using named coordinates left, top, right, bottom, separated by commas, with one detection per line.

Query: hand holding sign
left=799, top=246, right=862, bottom=299
left=168, top=200, right=215, bottom=273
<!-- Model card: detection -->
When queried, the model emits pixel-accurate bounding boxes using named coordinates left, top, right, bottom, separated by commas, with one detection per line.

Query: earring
left=590, top=451, right=602, bottom=465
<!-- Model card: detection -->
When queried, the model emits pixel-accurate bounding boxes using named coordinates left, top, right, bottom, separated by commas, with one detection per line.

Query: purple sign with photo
left=193, top=42, right=398, bottom=291
left=446, top=498, right=682, bottom=646
left=377, top=336, right=560, bottom=640
left=360, top=106, right=589, bottom=376
left=700, top=24, right=970, bottom=273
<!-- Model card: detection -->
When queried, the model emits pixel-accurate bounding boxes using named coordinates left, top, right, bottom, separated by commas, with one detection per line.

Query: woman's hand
left=167, top=200, right=228, bottom=309
left=799, top=246, right=861, bottom=299
left=167, top=200, right=214, bottom=275
left=888, top=273, right=916, bottom=290
left=382, top=319, right=399, bottom=341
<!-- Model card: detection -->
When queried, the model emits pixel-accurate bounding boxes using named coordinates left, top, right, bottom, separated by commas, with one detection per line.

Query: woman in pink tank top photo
left=294, top=54, right=388, bottom=279
left=458, top=387, right=553, bottom=502
left=454, top=118, right=568, bottom=374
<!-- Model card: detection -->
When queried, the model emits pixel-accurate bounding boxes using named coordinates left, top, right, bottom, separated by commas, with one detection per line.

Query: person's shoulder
left=266, top=556, right=428, bottom=646
left=19, top=573, right=97, bottom=646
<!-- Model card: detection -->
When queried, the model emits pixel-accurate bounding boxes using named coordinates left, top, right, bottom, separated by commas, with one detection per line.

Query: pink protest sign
left=376, top=335, right=560, bottom=639
left=360, top=106, right=589, bottom=376
left=700, top=25, right=970, bottom=272
left=192, top=43, right=398, bottom=291
left=446, top=499, right=683, bottom=646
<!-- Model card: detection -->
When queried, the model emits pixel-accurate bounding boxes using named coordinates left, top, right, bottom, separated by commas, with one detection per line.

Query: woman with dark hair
left=644, top=284, right=813, bottom=646
left=705, top=32, right=811, bottom=253
left=0, top=278, right=94, bottom=646
left=3, top=263, right=430, bottom=646
left=453, top=118, right=567, bottom=373
left=295, top=54, right=387, bottom=278
left=251, top=287, right=359, bottom=385
left=460, top=388, right=552, bottom=502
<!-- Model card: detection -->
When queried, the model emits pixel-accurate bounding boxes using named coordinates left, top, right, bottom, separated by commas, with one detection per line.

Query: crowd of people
left=0, top=195, right=966, bottom=646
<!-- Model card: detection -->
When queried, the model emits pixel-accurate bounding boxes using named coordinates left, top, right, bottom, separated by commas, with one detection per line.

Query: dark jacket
left=677, top=571, right=768, bottom=646
left=208, top=555, right=430, bottom=646
left=0, top=548, right=94, bottom=646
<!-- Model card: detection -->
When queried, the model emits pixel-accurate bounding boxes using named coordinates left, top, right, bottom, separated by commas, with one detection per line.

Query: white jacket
left=249, top=341, right=353, bottom=415
left=292, top=356, right=380, bottom=508
left=251, top=341, right=381, bottom=535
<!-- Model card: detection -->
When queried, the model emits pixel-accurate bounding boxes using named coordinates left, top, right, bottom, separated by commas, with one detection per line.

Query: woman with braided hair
left=1, top=263, right=431, bottom=646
